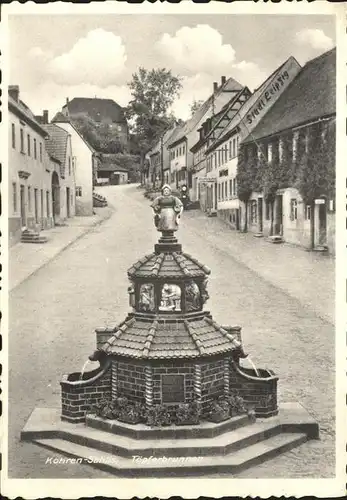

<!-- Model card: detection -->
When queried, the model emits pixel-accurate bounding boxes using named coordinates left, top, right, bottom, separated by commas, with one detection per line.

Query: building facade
left=41, top=121, right=76, bottom=223
left=192, top=57, right=301, bottom=225
left=240, top=48, right=336, bottom=253
left=8, top=87, right=75, bottom=246
left=53, top=113, right=97, bottom=216
left=146, top=127, right=177, bottom=189
left=168, top=76, right=244, bottom=201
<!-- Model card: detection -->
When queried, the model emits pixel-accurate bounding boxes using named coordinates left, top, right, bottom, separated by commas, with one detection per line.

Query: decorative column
left=145, top=365, right=153, bottom=408
left=224, top=358, right=230, bottom=397
left=194, top=363, right=202, bottom=403
left=111, top=360, right=118, bottom=400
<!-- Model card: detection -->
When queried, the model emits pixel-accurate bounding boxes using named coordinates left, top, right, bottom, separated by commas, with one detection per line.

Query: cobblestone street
left=9, top=184, right=335, bottom=479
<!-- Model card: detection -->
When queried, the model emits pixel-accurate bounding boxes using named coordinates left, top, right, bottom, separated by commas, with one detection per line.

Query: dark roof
left=8, top=95, right=48, bottom=138
left=63, top=97, right=127, bottom=124
left=100, top=314, right=242, bottom=360
left=243, top=48, right=336, bottom=144
left=52, top=111, right=70, bottom=123
left=98, top=154, right=129, bottom=172
left=127, top=251, right=211, bottom=280
left=42, top=124, right=69, bottom=165
left=168, top=77, right=243, bottom=148
left=98, top=164, right=128, bottom=173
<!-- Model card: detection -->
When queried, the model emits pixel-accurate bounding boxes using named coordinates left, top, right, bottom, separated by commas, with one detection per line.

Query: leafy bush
left=146, top=404, right=173, bottom=427
left=175, top=400, right=201, bottom=425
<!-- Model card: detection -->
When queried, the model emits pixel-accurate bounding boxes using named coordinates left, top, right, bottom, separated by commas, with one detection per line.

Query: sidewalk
left=9, top=206, right=114, bottom=292
left=182, top=210, right=335, bottom=325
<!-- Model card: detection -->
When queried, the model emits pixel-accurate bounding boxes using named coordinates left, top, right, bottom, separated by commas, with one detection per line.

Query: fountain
left=21, top=184, right=319, bottom=476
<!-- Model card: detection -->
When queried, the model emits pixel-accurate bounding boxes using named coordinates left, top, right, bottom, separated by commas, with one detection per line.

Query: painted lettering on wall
left=246, top=71, right=290, bottom=125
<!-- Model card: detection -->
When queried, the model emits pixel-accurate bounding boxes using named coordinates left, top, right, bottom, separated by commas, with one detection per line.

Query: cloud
left=231, top=61, right=268, bottom=90
left=20, top=81, right=132, bottom=122
left=43, top=29, right=127, bottom=87
left=296, top=29, right=333, bottom=51
left=155, top=25, right=236, bottom=75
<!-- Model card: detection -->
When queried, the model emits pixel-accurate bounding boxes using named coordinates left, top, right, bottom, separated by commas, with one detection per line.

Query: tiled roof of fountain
left=127, top=252, right=211, bottom=280
left=100, top=315, right=242, bottom=359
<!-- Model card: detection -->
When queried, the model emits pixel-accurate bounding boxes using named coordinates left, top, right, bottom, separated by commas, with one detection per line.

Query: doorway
left=274, top=195, right=283, bottom=235
left=51, top=171, right=60, bottom=224
left=34, top=188, right=39, bottom=224
left=258, top=198, right=263, bottom=232
left=66, top=187, right=70, bottom=217
left=318, top=201, right=327, bottom=245
left=20, top=184, right=26, bottom=228
left=40, top=189, right=44, bottom=229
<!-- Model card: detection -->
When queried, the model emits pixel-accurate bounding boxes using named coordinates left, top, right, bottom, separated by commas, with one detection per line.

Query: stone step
left=85, top=412, right=251, bottom=439
left=41, top=418, right=283, bottom=458
left=33, top=432, right=307, bottom=476
left=21, top=236, right=48, bottom=244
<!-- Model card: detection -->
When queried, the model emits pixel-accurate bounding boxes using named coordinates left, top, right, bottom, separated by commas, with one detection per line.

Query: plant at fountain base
left=93, top=397, right=146, bottom=424
left=206, top=393, right=249, bottom=422
left=146, top=404, right=173, bottom=427
left=175, top=400, right=201, bottom=426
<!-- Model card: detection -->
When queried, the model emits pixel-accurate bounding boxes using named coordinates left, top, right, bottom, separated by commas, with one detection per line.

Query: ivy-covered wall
left=236, top=118, right=335, bottom=251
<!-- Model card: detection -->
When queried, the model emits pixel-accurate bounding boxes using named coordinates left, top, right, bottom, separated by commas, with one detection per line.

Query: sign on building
left=198, top=177, right=217, bottom=183
left=243, top=57, right=301, bottom=129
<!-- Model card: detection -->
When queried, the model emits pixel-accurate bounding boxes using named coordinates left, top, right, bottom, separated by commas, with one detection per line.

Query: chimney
left=221, top=76, right=226, bottom=86
left=66, top=97, right=69, bottom=104
left=43, top=110, right=49, bottom=124
left=9, top=85, right=19, bottom=102
left=213, top=82, right=218, bottom=93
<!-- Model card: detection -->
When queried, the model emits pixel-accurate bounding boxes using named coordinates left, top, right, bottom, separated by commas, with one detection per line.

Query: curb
left=10, top=206, right=115, bottom=292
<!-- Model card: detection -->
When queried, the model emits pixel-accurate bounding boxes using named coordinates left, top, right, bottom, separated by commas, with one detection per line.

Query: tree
left=71, top=113, right=125, bottom=154
left=126, top=68, right=182, bottom=177
left=296, top=120, right=335, bottom=250
left=190, top=99, right=204, bottom=117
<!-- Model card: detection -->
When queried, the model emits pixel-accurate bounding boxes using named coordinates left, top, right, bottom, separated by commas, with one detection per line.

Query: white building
left=53, top=113, right=97, bottom=216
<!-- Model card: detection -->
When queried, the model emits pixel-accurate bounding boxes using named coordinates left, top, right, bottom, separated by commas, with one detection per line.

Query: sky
left=9, top=14, right=335, bottom=122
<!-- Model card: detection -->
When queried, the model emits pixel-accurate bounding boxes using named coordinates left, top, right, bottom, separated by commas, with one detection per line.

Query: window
left=265, top=201, right=270, bottom=220
left=268, top=143, right=273, bottom=162
left=183, top=145, right=185, bottom=155
left=12, top=183, right=17, bottom=212
left=305, top=204, right=311, bottom=220
left=20, top=128, right=24, bottom=153
left=76, top=186, right=82, bottom=197
left=28, top=186, right=32, bottom=212
left=232, top=139, right=236, bottom=158
left=290, top=199, right=298, bottom=221
left=68, top=157, right=71, bottom=176
left=221, top=182, right=224, bottom=200
left=39, top=142, right=43, bottom=162
left=250, top=200, right=257, bottom=224
left=279, top=138, right=284, bottom=163
left=229, top=179, right=232, bottom=198
left=229, top=141, right=232, bottom=159
left=162, top=374, right=185, bottom=404
left=236, top=136, right=239, bottom=153
left=292, top=131, right=299, bottom=161
left=34, top=139, right=37, bottom=159
left=224, top=181, right=228, bottom=199
left=234, top=178, right=237, bottom=195
left=218, top=183, right=221, bottom=200
left=11, top=124, right=16, bottom=149
left=27, top=134, right=31, bottom=156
